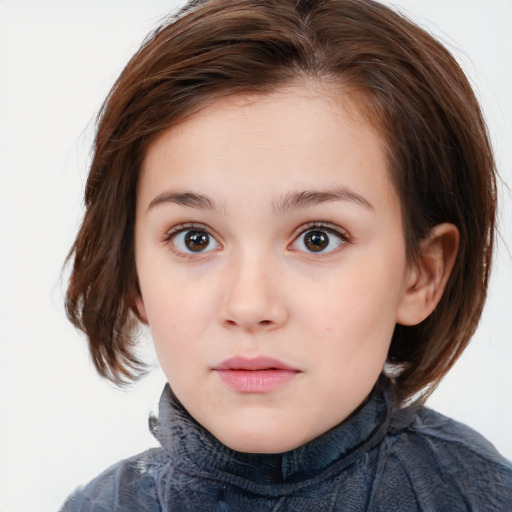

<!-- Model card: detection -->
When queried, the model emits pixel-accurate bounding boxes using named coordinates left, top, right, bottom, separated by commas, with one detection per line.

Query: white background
left=0, top=1, right=510, bottom=511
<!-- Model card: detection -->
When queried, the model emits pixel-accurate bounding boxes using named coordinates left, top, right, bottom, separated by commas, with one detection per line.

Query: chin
left=214, top=426, right=311, bottom=454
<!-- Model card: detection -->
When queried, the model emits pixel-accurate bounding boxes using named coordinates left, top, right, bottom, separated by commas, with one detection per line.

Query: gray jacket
left=60, top=384, right=512, bottom=511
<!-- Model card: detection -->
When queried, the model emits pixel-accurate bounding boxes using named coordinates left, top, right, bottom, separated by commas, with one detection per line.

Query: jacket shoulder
left=374, top=406, right=512, bottom=511
left=59, top=447, right=168, bottom=512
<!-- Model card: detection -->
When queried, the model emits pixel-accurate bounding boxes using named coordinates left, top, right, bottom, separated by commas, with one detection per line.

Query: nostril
left=259, top=320, right=272, bottom=326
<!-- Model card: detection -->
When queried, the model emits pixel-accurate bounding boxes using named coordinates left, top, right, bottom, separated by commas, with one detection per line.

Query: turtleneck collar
left=150, top=384, right=392, bottom=496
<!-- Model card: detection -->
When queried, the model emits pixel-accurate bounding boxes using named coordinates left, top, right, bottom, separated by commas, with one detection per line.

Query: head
left=66, top=0, right=496, bottom=451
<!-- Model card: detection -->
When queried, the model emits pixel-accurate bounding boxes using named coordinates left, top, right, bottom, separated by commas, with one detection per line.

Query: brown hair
left=66, top=0, right=496, bottom=402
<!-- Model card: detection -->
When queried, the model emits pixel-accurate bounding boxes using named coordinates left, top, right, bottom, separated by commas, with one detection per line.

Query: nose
left=218, top=252, right=288, bottom=332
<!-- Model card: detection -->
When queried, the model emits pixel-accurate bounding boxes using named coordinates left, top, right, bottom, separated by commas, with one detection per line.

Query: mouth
left=212, top=356, right=302, bottom=393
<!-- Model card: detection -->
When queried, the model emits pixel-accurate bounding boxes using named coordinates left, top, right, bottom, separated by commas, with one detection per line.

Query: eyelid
left=291, top=221, right=350, bottom=240
left=288, top=221, right=351, bottom=254
left=163, top=222, right=214, bottom=242
left=163, top=222, right=222, bottom=255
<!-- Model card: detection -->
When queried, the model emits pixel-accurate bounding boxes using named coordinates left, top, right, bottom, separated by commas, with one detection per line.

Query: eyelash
left=290, top=222, right=350, bottom=255
left=163, top=221, right=350, bottom=256
left=163, top=223, right=222, bottom=257
left=163, top=223, right=210, bottom=242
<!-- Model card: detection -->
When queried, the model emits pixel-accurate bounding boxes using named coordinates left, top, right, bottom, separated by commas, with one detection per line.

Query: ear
left=396, top=223, right=459, bottom=326
left=134, top=294, right=149, bottom=325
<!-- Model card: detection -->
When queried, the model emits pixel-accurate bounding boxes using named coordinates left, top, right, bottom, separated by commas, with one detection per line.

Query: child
left=60, top=0, right=512, bottom=510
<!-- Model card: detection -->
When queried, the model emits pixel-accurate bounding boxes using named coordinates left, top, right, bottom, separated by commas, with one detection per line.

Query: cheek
left=297, top=258, right=403, bottom=361
left=139, top=274, right=208, bottom=347
left=301, top=268, right=398, bottom=330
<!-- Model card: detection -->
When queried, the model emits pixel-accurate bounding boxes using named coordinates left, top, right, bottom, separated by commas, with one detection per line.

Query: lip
left=213, top=356, right=302, bottom=393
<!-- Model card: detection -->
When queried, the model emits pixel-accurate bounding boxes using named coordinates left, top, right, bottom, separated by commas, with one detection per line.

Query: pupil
left=185, top=231, right=209, bottom=251
left=305, top=230, right=328, bottom=251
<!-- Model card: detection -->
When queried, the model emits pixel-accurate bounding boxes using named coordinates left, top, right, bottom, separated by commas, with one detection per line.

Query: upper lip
left=213, top=356, right=300, bottom=372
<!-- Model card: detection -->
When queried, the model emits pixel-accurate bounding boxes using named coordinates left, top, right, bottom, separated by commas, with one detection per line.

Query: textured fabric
left=60, top=384, right=512, bottom=511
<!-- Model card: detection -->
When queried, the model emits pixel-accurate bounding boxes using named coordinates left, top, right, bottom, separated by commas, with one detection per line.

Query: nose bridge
left=220, top=245, right=287, bottom=331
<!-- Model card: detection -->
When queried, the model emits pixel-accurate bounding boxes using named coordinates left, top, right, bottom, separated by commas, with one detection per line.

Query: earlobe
left=396, top=223, right=459, bottom=326
left=134, top=295, right=149, bottom=324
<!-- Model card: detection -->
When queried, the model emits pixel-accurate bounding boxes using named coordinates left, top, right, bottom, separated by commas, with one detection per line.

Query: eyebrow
left=146, top=187, right=373, bottom=215
left=273, top=187, right=374, bottom=215
left=147, top=191, right=219, bottom=212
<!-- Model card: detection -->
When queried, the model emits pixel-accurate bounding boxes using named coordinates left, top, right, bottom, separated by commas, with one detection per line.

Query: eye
left=170, top=228, right=220, bottom=254
left=291, top=225, right=347, bottom=254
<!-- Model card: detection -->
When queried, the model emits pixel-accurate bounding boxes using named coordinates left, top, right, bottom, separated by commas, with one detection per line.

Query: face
left=134, top=86, right=413, bottom=453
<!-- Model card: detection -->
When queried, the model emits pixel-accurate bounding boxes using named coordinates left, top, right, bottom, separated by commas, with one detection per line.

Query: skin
left=134, top=85, right=457, bottom=453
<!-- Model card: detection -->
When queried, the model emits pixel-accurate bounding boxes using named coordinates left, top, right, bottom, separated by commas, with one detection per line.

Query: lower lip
left=215, top=369, right=299, bottom=393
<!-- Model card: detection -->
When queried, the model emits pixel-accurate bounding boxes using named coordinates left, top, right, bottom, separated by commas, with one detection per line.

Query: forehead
left=138, top=84, right=398, bottom=217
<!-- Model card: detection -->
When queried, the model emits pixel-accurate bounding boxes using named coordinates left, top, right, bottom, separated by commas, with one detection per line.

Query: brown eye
left=185, top=230, right=210, bottom=251
left=290, top=225, right=346, bottom=254
left=171, top=228, right=219, bottom=254
left=304, top=230, right=329, bottom=252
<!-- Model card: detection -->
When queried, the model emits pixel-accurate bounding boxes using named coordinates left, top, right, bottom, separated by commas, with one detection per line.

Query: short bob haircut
left=66, top=0, right=496, bottom=403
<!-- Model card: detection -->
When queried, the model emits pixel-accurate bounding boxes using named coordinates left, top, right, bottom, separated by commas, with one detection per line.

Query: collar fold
left=150, top=384, right=391, bottom=496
